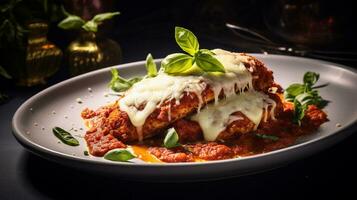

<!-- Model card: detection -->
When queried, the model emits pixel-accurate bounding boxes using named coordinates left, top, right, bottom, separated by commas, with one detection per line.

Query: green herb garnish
left=161, top=27, right=225, bottom=75
left=145, top=53, right=158, bottom=77
left=256, top=134, right=279, bottom=141
left=104, top=149, right=136, bottom=162
left=284, top=71, right=328, bottom=125
left=108, top=68, right=142, bottom=92
left=163, top=128, right=180, bottom=148
left=84, top=150, right=89, bottom=156
left=109, top=53, right=160, bottom=92
left=52, top=127, right=79, bottom=146
left=175, top=26, right=199, bottom=55
left=58, top=7, right=119, bottom=32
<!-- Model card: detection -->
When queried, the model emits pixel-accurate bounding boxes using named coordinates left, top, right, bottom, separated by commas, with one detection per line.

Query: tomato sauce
left=83, top=102, right=328, bottom=162
left=133, top=104, right=328, bottom=163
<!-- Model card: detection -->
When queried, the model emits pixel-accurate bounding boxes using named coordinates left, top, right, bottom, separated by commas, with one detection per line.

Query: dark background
left=1, top=0, right=356, bottom=199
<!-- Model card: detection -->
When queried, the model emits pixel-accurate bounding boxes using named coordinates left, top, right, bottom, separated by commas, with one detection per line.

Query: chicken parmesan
left=81, top=27, right=328, bottom=163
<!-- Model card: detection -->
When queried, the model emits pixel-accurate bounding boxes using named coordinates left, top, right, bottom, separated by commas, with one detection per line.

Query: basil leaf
left=0, top=65, right=11, bottom=79
left=82, top=20, right=98, bottom=32
left=195, top=52, right=225, bottom=73
left=199, top=49, right=215, bottom=55
left=111, top=81, right=132, bottom=92
left=58, top=15, right=85, bottom=30
left=305, top=90, right=328, bottom=108
left=127, top=77, right=142, bottom=85
left=295, top=92, right=315, bottom=105
left=162, top=27, right=225, bottom=75
left=175, top=26, right=199, bottom=56
left=285, top=83, right=305, bottom=98
left=92, top=12, right=120, bottom=23
left=163, top=128, right=180, bottom=148
left=109, top=68, right=126, bottom=90
left=317, top=98, right=329, bottom=108
left=303, top=71, right=319, bottom=86
left=284, top=92, right=295, bottom=102
left=104, top=149, right=136, bottom=162
left=145, top=53, right=157, bottom=77
left=293, top=99, right=308, bottom=125
left=162, top=53, right=193, bottom=74
left=83, top=12, right=120, bottom=32
left=256, top=134, right=279, bottom=141
left=108, top=68, right=140, bottom=92
left=52, top=127, right=79, bottom=146
left=293, top=92, right=319, bottom=125
left=285, top=71, right=327, bottom=125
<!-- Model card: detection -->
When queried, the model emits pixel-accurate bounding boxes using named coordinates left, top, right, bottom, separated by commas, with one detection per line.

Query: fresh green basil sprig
left=161, top=27, right=225, bottom=75
left=284, top=71, right=328, bottom=125
left=104, top=148, right=136, bottom=162
left=108, top=68, right=142, bottom=92
left=108, top=54, right=158, bottom=92
left=163, top=128, right=180, bottom=148
left=58, top=7, right=119, bottom=32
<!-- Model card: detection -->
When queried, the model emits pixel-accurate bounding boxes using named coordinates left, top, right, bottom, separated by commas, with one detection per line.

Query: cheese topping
left=191, top=91, right=276, bottom=141
left=118, top=49, right=274, bottom=141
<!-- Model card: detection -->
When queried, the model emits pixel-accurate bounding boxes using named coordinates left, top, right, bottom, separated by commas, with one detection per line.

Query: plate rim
left=12, top=54, right=357, bottom=167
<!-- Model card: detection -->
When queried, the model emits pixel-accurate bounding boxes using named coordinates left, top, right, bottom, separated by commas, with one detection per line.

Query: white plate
left=12, top=54, right=357, bottom=181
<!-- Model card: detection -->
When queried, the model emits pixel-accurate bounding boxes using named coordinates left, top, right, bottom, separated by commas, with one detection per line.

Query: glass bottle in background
left=66, top=31, right=122, bottom=76
left=16, top=22, right=62, bottom=86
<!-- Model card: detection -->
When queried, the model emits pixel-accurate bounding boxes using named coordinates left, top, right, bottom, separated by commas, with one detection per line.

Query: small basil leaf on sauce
left=195, top=51, right=225, bottom=73
left=145, top=53, right=158, bottom=77
left=162, top=53, right=193, bottom=74
left=175, top=26, right=199, bottom=56
left=163, top=128, right=180, bottom=148
left=303, top=71, right=319, bottom=86
left=52, top=127, right=79, bottom=146
left=292, top=100, right=308, bottom=125
left=104, top=149, right=136, bottom=162
left=255, top=134, right=279, bottom=141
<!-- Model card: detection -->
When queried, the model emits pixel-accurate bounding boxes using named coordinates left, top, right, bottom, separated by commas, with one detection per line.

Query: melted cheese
left=119, top=73, right=207, bottom=140
left=205, top=50, right=252, bottom=104
left=191, top=91, right=275, bottom=141
left=118, top=49, right=262, bottom=141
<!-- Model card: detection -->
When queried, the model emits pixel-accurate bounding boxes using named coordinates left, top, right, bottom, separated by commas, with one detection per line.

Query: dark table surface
left=1, top=28, right=357, bottom=200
